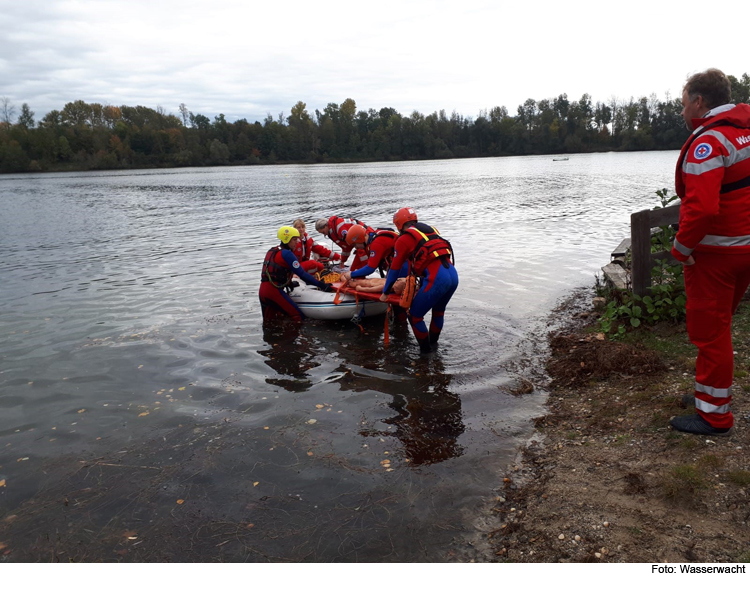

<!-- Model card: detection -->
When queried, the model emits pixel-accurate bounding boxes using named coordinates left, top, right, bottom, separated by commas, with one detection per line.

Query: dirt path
left=485, top=291, right=750, bottom=563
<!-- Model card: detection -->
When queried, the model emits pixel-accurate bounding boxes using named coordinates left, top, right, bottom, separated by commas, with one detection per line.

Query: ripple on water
left=0, top=153, right=678, bottom=559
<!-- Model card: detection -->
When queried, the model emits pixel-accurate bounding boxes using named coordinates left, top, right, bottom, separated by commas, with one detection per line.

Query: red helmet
left=393, top=207, right=417, bottom=231
left=345, top=224, right=367, bottom=246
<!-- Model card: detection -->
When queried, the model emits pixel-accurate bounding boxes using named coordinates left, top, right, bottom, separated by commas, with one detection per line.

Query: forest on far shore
left=1, top=73, right=749, bottom=174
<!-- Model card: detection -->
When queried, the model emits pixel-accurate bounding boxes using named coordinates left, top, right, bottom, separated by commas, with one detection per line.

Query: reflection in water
left=0, top=154, right=678, bottom=560
left=362, top=355, right=464, bottom=465
left=259, top=322, right=318, bottom=390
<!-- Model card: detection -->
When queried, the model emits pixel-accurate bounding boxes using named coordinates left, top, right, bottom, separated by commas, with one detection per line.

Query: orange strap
left=333, top=282, right=344, bottom=305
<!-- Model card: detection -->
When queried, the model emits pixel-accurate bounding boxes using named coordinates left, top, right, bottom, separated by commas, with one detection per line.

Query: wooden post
left=630, top=203, right=681, bottom=296
left=630, top=210, right=653, bottom=297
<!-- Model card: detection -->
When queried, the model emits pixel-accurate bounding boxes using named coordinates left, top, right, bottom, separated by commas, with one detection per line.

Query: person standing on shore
left=670, top=68, right=750, bottom=436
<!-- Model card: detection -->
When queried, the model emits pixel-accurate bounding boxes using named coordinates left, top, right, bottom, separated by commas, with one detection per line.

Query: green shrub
left=599, top=189, right=686, bottom=338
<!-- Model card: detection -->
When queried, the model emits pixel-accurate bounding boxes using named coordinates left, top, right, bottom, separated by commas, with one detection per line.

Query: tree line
left=1, top=73, right=748, bottom=174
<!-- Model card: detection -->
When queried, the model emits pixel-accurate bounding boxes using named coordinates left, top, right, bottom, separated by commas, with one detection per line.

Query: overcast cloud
left=1, top=0, right=748, bottom=124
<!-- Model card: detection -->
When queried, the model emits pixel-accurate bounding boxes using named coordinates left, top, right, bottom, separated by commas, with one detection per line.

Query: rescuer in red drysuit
left=259, top=226, right=333, bottom=322
left=292, top=219, right=341, bottom=274
left=315, top=216, right=373, bottom=272
left=669, top=68, right=750, bottom=436
left=341, top=225, right=410, bottom=323
left=340, top=225, right=406, bottom=280
left=380, top=208, right=459, bottom=354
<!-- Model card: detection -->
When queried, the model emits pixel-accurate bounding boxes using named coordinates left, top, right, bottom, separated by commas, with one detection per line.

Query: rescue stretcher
left=287, top=280, right=402, bottom=321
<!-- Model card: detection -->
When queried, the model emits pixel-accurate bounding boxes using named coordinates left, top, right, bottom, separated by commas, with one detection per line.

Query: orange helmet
left=393, top=207, right=417, bottom=231
left=345, top=224, right=367, bottom=246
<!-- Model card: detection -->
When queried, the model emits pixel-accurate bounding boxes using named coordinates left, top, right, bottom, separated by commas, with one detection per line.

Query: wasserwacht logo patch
left=694, top=142, right=713, bottom=160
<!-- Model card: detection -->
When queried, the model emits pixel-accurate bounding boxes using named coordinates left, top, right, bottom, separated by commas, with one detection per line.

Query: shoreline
left=483, top=288, right=750, bottom=563
left=0, top=147, right=684, bottom=177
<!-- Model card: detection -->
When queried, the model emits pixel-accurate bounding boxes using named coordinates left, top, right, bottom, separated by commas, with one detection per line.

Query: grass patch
left=678, top=438, right=699, bottom=450
left=661, top=464, right=708, bottom=503
left=627, top=526, right=644, bottom=536
left=697, top=454, right=724, bottom=470
left=620, top=327, right=695, bottom=364
left=612, top=434, right=631, bottom=446
left=727, top=470, right=750, bottom=486
left=632, top=389, right=656, bottom=402
left=650, top=410, right=669, bottom=428
left=731, top=301, right=750, bottom=332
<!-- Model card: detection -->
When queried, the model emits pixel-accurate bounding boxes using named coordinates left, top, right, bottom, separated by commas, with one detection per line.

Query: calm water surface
left=0, top=152, right=676, bottom=561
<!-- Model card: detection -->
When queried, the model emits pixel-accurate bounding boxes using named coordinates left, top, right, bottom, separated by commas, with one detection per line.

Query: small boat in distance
left=552, top=156, right=569, bottom=161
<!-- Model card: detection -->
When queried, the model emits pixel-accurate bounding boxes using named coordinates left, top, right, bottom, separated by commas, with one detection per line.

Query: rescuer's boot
left=416, top=336, right=432, bottom=355
left=670, top=413, right=731, bottom=436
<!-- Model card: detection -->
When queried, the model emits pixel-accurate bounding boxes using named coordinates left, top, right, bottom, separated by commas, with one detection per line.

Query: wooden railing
left=630, top=203, right=680, bottom=296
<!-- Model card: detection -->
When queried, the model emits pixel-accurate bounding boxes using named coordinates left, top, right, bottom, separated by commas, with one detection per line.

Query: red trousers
left=259, top=282, right=303, bottom=322
left=684, top=251, right=750, bottom=429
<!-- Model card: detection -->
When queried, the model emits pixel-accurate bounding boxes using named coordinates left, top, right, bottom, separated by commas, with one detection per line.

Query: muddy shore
left=484, top=289, right=750, bottom=563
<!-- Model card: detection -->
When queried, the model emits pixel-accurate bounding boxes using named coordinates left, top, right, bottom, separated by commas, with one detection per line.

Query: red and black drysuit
left=670, top=102, right=750, bottom=429
left=348, top=228, right=403, bottom=279
left=323, top=216, right=373, bottom=272
left=383, top=222, right=459, bottom=352
left=292, top=231, right=341, bottom=273
left=349, top=228, right=409, bottom=322
left=259, top=244, right=329, bottom=322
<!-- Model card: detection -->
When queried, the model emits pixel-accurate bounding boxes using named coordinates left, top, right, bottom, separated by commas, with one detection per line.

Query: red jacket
left=292, top=232, right=338, bottom=262
left=671, top=103, right=750, bottom=262
left=325, top=216, right=372, bottom=259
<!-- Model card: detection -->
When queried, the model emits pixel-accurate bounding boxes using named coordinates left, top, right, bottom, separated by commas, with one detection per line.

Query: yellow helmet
left=277, top=226, right=300, bottom=244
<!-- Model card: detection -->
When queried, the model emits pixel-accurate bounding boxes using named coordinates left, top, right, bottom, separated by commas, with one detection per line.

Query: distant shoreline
left=0, top=145, right=683, bottom=176
left=1, top=91, right=706, bottom=174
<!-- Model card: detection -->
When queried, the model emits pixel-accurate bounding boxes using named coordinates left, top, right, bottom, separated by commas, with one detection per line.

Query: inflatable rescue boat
left=288, top=281, right=391, bottom=320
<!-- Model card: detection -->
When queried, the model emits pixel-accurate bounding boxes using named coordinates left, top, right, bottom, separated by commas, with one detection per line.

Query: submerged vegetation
left=1, top=73, right=748, bottom=173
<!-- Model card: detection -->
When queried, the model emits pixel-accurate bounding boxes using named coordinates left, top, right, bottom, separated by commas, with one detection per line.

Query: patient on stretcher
left=347, top=277, right=406, bottom=294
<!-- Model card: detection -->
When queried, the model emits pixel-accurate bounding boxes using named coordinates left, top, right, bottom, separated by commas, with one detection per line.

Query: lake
left=0, top=151, right=677, bottom=561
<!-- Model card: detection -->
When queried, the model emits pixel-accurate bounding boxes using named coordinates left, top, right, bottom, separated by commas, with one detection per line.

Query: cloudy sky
left=1, top=0, right=748, bottom=124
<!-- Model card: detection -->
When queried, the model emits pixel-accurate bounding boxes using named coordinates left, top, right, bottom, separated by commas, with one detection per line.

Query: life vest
left=404, top=222, right=453, bottom=276
left=261, top=246, right=292, bottom=287
left=293, top=234, right=310, bottom=261
left=369, top=228, right=399, bottom=276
